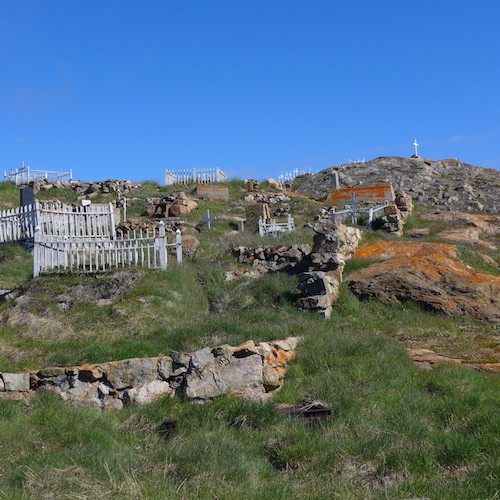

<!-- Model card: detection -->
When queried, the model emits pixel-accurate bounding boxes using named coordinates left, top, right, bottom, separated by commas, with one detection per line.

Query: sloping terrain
left=295, top=156, right=500, bottom=213
left=0, top=179, right=499, bottom=498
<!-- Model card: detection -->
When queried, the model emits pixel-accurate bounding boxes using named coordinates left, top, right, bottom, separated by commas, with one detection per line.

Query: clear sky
left=1, top=0, right=499, bottom=183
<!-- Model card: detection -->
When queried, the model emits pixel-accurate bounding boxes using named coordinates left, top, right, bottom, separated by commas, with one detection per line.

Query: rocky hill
left=294, top=156, right=500, bottom=213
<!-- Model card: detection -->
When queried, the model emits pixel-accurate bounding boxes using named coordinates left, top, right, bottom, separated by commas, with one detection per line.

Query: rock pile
left=243, top=192, right=290, bottom=204
left=31, top=179, right=141, bottom=196
left=296, top=218, right=361, bottom=318
left=146, top=192, right=198, bottom=218
left=230, top=245, right=311, bottom=275
left=377, top=191, right=413, bottom=235
left=0, top=337, right=300, bottom=409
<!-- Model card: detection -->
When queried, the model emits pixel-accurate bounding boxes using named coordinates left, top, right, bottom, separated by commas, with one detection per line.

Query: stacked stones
left=146, top=192, right=198, bottom=218
left=31, top=179, right=141, bottom=196
left=243, top=192, right=290, bottom=204
left=378, top=191, right=413, bottom=235
left=296, top=218, right=361, bottom=318
left=231, top=244, right=311, bottom=275
left=116, top=219, right=182, bottom=236
left=0, top=338, right=299, bottom=409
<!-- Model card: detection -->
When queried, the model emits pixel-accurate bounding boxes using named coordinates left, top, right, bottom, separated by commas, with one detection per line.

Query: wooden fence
left=33, top=222, right=182, bottom=276
left=0, top=202, right=118, bottom=244
left=330, top=202, right=388, bottom=226
left=259, top=215, right=295, bottom=236
left=4, top=164, right=72, bottom=185
left=164, top=167, right=227, bottom=186
left=37, top=202, right=117, bottom=239
left=0, top=205, right=38, bottom=243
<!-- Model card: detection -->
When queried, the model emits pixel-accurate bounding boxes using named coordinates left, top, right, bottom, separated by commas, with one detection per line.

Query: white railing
left=4, top=164, right=72, bottom=185
left=258, top=215, right=295, bottom=236
left=330, top=202, right=388, bottom=227
left=0, top=204, right=38, bottom=243
left=164, top=167, right=227, bottom=186
left=33, top=222, right=182, bottom=277
left=366, top=204, right=387, bottom=228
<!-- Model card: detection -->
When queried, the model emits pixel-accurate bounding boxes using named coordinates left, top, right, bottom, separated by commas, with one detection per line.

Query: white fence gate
left=4, top=164, right=72, bottom=185
left=164, top=167, right=227, bottom=186
left=259, top=215, right=295, bottom=236
left=33, top=222, right=182, bottom=277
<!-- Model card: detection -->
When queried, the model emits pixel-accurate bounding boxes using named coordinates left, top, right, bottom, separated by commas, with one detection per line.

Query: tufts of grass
left=0, top=244, right=33, bottom=287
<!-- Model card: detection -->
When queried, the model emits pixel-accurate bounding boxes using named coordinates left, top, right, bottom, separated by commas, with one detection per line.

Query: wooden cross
left=413, top=139, right=419, bottom=157
left=345, top=192, right=364, bottom=225
left=200, top=209, right=217, bottom=230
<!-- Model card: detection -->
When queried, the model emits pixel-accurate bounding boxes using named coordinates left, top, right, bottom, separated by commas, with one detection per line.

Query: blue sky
left=1, top=1, right=499, bottom=183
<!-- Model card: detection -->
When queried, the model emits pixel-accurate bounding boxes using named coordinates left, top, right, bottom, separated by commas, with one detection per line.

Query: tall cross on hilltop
left=413, top=139, right=419, bottom=157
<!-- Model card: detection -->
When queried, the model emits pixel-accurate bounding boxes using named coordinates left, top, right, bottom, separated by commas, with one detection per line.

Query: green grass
left=0, top=244, right=33, bottom=288
left=457, top=246, right=500, bottom=276
left=0, top=182, right=21, bottom=209
left=0, top=195, right=499, bottom=497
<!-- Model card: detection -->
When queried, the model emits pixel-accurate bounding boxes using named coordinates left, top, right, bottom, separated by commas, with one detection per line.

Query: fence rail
left=4, top=164, right=72, bottom=185
left=259, top=215, right=295, bottom=236
left=164, top=167, right=227, bottom=186
left=34, top=222, right=182, bottom=276
left=330, top=202, right=388, bottom=226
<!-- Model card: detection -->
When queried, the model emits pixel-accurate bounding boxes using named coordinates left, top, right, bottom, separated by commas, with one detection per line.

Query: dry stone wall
left=0, top=337, right=299, bottom=410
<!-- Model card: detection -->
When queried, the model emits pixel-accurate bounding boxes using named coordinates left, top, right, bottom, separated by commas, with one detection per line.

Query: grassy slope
left=0, top=182, right=499, bottom=498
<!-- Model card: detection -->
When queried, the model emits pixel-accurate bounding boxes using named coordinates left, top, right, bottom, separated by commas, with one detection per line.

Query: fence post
left=33, top=226, right=41, bottom=277
left=158, top=221, right=167, bottom=270
left=109, top=202, right=116, bottom=239
left=259, top=217, right=264, bottom=236
left=287, top=214, right=293, bottom=232
left=368, top=207, right=373, bottom=229
left=176, top=229, right=183, bottom=264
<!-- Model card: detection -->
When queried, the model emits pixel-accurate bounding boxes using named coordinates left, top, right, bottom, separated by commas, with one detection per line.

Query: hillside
left=0, top=179, right=499, bottom=498
left=294, top=156, right=500, bottom=213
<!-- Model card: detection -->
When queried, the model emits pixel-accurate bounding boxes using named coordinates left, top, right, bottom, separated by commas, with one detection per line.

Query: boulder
left=348, top=242, right=500, bottom=323
left=123, top=380, right=173, bottom=405
left=104, top=357, right=159, bottom=389
left=1, top=373, right=30, bottom=392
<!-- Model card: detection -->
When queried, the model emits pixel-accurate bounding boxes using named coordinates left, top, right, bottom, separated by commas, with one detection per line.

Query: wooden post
left=109, top=202, right=116, bottom=239
left=123, top=197, right=127, bottom=222
left=258, top=217, right=265, bottom=236
left=33, top=226, right=41, bottom=277
left=176, top=229, right=183, bottom=264
left=158, top=221, right=167, bottom=270
left=287, top=214, right=294, bottom=232
left=368, top=207, right=373, bottom=229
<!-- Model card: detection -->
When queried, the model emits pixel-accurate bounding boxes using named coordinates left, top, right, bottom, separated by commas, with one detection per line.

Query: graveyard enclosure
left=326, top=185, right=395, bottom=204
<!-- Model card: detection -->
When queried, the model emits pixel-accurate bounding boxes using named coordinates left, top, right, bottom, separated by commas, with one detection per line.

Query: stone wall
left=0, top=337, right=299, bottom=410
left=32, top=179, right=141, bottom=196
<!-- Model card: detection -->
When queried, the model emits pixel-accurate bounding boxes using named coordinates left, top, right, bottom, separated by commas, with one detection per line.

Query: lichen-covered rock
left=348, top=242, right=500, bottom=323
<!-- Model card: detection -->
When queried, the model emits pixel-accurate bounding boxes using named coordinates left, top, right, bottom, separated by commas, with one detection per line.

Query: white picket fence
left=0, top=202, right=118, bottom=244
left=37, top=202, right=117, bottom=239
left=259, top=215, right=295, bottom=236
left=164, top=167, right=227, bottom=186
left=0, top=205, right=38, bottom=243
left=33, top=222, right=182, bottom=277
left=4, top=164, right=72, bottom=185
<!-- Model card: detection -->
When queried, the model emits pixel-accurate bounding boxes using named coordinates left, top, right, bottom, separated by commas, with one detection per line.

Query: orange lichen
left=327, top=185, right=394, bottom=203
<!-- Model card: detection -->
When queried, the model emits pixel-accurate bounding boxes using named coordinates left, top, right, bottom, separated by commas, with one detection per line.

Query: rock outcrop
left=296, top=156, right=500, bottom=213
left=348, top=242, right=500, bottom=323
left=0, top=337, right=300, bottom=409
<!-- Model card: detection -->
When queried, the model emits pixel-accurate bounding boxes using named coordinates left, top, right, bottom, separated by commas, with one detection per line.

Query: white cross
left=413, top=139, right=419, bottom=157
